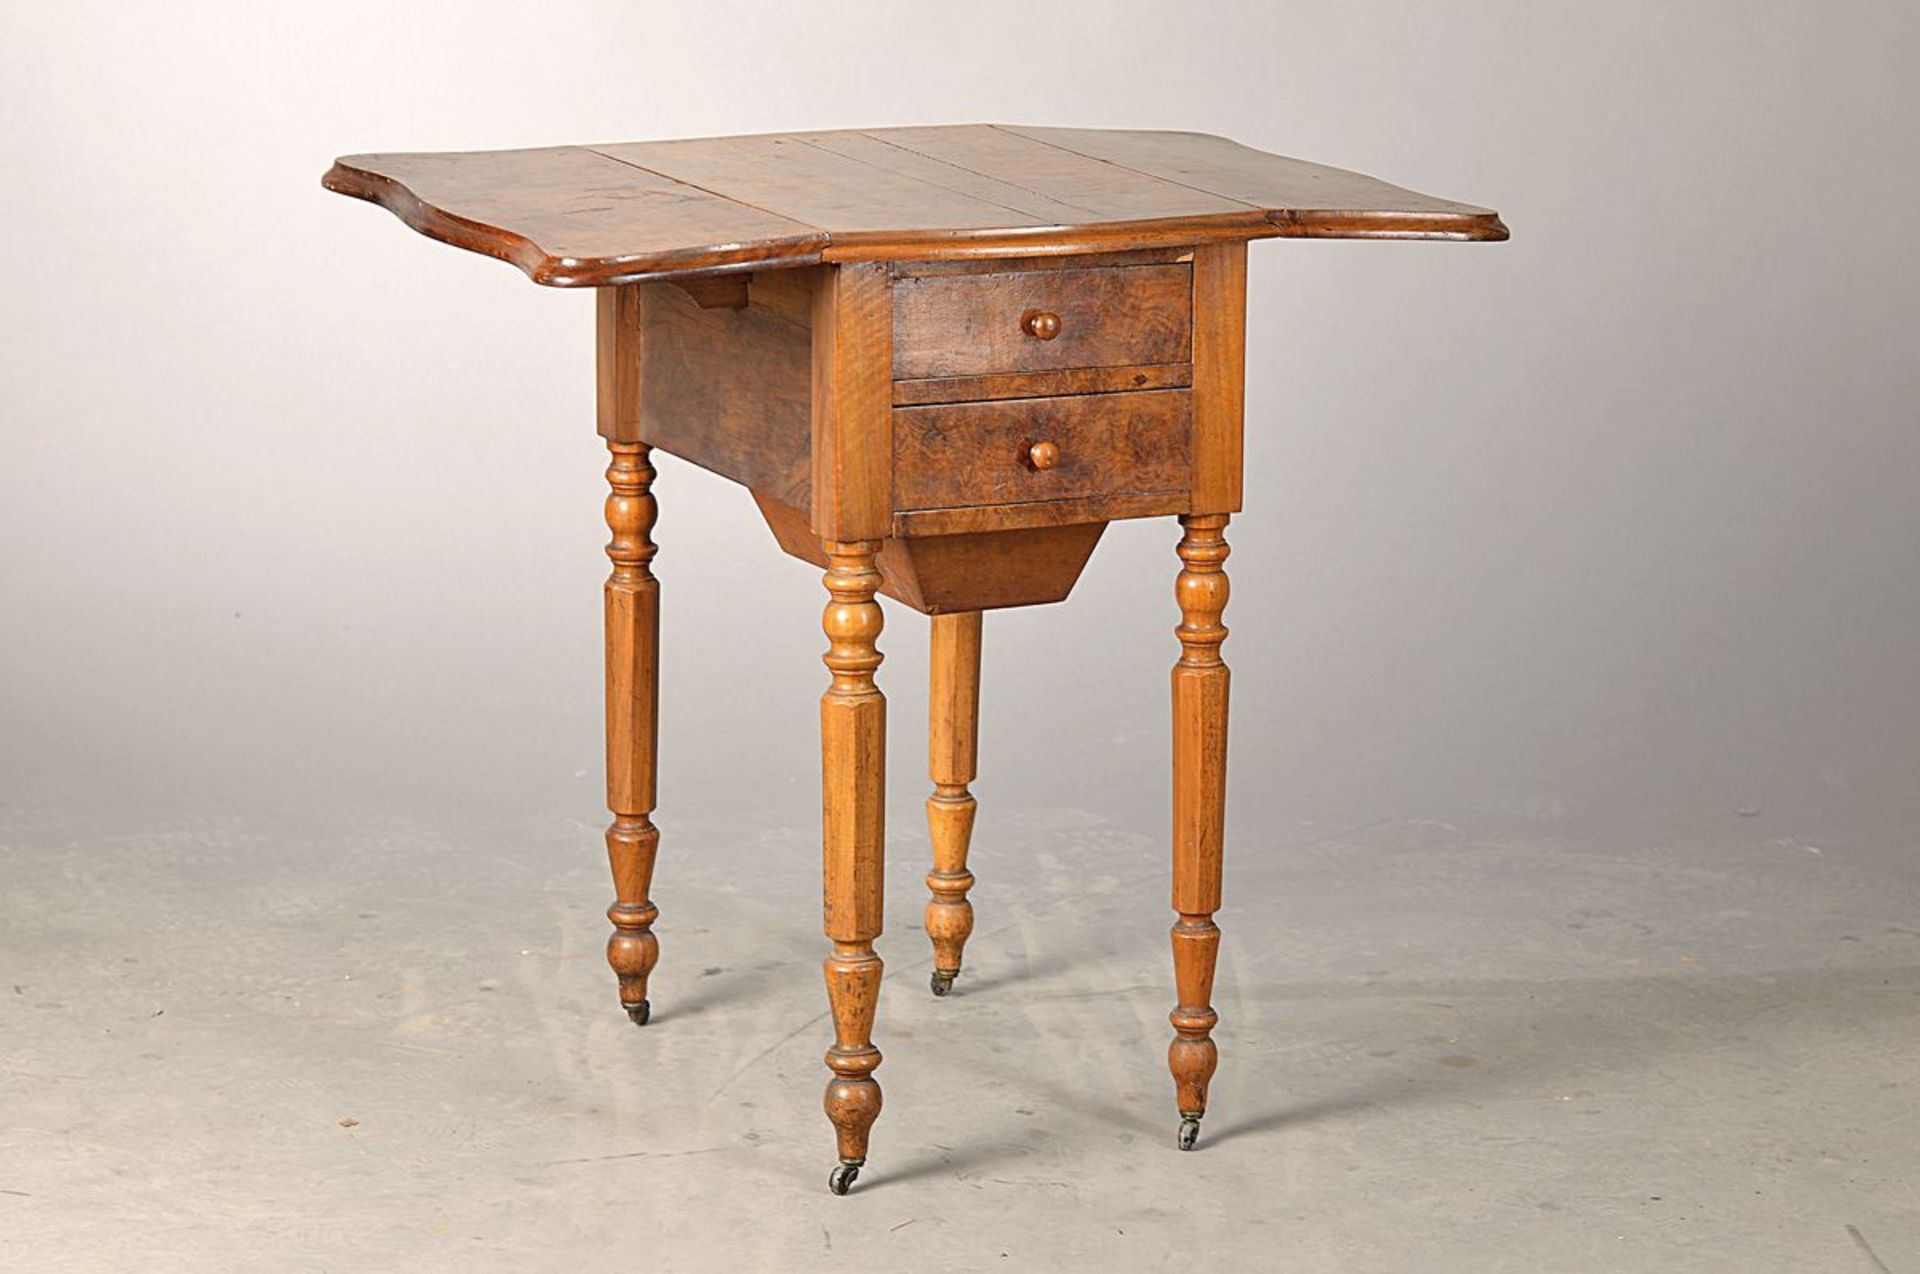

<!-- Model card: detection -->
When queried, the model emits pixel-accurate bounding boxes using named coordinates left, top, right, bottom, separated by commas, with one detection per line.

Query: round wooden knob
left=1021, top=309, right=1062, bottom=341
left=1028, top=440, right=1060, bottom=471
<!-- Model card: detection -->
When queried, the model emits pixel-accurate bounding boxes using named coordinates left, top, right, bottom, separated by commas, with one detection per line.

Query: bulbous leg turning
left=603, top=442, right=663, bottom=1024
left=606, top=840, right=659, bottom=1026
left=1168, top=515, right=1230, bottom=1147
left=819, top=542, right=888, bottom=1192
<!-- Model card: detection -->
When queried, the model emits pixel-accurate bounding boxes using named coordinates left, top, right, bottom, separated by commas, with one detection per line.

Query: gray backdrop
left=4, top=1, right=1915, bottom=848
left=6, top=3, right=1920, bottom=1269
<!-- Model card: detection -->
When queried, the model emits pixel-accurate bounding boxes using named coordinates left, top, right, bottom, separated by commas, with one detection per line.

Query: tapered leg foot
left=603, top=442, right=663, bottom=1024
left=828, top=1161, right=862, bottom=1195
left=925, top=611, right=982, bottom=996
left=820, top=542, right=887, bottom=1190
left=823, top=943, right=884, bottom=1173
left=1168, top=515, right=1230, bottom=1136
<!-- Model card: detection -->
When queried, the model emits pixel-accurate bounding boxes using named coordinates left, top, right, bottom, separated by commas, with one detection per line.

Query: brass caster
left=929, top=971, right=956, bottom=997
left=828, top=1160, right=863, bottom=1195
left=1177, top=1116, right=1201, bottom=1151
left=625, top=1000, right=651, bottom=1027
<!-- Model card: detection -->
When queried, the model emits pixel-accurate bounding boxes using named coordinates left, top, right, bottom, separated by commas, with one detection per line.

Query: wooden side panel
left=811, top=264, right=895, bottom=541
left=1189, top=241, right=1247, bottom=514
left=630, top=278, right=813, bottom=509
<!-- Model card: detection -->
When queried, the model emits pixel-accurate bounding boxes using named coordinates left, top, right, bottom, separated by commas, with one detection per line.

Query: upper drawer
left=892, top=263, right=1192, bottom=381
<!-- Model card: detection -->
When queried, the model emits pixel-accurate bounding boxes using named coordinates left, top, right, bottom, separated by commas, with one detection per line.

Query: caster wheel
left=828, top=1162, right=862, bottom=1195
left=929, top=971, right=955, bottom=997
left=625, top=1000, right=651, bottom=1027
left=1177, top=1117, right=1201, bottom=1151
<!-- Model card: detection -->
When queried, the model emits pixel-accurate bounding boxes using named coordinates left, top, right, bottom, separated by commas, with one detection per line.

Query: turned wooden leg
left=819, top=541, right=887, bottom=1194
left=603, top=441, right=661, bottom=1027
left=1169, top=513, right=1230, bottom=1150
left=925, top=610, right=982, bottom=997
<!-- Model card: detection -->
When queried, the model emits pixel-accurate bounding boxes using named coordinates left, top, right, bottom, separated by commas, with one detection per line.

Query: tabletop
left=323, top=124, right=1507, bottom=286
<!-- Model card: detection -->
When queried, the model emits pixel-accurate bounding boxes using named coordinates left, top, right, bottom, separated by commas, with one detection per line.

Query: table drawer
left=892, top=263, right=1192, bottom=382
left=894, top=389, right=1192, bottom=511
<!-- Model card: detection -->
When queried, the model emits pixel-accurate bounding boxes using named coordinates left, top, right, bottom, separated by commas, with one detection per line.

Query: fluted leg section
left=603, top=442, right=661, bottom=1026
left=925, top=610, right=982, bottom=996
left=819, top=541, right=887, bottom=1194
left=1169, top=514, right=1230, bottom=1149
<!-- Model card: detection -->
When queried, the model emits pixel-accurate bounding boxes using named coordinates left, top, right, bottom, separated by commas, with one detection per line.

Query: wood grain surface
left=600, top=441, right=662, bottom=1027
left=1167, top=513, right=1231, bottom=1146
left=892, top=262, right=1191, bottom=380
left=891, top=362, right=1192, bottom=407
left=324, top=125, right=1508, bottom=286
left=893, top=389, right=1192, bottom=511
left=924, top=610, right=982, bottom=994
left=756, top=494, right=1108, bottom=614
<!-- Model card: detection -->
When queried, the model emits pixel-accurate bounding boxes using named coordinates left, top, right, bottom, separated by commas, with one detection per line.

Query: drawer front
left=893, top=263, right=1192, bottom=381
left=894, top=389, right=1192, bottom=511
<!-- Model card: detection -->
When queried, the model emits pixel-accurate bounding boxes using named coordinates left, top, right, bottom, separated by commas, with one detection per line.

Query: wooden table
left=323, top=125, right=1505, bottom=1194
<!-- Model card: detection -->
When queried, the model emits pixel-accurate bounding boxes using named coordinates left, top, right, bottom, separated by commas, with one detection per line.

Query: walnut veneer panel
left=892, top=263, right=1191, bottom=380
left=893, top=389, right=1192, bottom=511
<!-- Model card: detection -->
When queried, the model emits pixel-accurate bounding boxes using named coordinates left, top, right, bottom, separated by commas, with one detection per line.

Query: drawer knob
left=1027, top=440, right=1061, bottom=471
left=1021, top=309, right=1062, bottom=341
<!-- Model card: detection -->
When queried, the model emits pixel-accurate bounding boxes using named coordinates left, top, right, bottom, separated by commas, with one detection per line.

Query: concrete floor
left=3, top=800, right=1917, bottom=1273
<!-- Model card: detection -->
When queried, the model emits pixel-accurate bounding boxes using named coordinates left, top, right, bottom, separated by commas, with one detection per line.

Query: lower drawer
left=893, top=389, right=1192, bottom=512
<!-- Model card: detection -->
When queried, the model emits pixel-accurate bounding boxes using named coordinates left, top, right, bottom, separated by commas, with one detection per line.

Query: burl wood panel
left=893, top=389, right=1192, bottom=512
left=324, top=125, right=1507, bottom=287
left=892, top=263, right=1191, bottom=380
